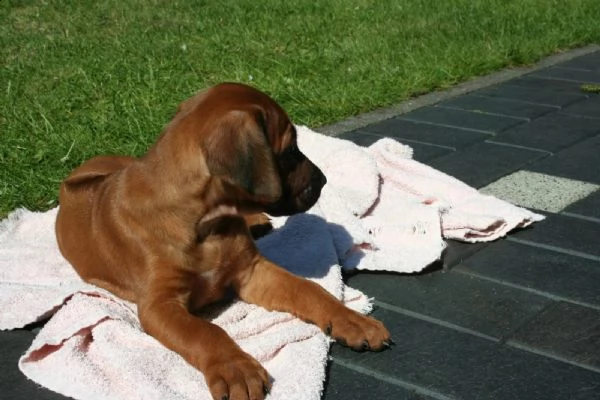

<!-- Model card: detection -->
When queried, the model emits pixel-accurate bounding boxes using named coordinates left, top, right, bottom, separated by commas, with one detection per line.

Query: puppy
left=55, top=83, right=391, bottom=400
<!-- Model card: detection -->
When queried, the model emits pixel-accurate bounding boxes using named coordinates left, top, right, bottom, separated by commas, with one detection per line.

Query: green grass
left=2, top=0, right=600, bottom=218
left=581, top=83, right=600, bottom=93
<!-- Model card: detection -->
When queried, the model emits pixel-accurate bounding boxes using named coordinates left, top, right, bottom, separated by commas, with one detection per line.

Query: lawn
left=1, top=0, right=600, bottom=218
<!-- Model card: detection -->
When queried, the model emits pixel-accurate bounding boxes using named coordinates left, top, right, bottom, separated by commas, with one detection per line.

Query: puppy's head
left=173, top=82, right=326, bottom=216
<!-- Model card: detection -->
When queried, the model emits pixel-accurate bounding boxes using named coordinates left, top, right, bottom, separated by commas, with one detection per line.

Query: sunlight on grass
left=1, top=0, right=600, bottom=217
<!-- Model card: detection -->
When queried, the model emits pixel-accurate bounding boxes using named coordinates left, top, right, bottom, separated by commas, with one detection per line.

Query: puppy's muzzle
left=298, top=168, right=327, bottom=208
left=264, top=163, right=326, bottom=217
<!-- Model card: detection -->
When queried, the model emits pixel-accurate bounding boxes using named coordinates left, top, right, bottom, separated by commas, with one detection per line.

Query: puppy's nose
left=313, top=169, right=327, bottom=188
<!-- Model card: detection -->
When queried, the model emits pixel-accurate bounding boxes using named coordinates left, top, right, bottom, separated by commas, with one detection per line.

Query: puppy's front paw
left=204, top=350, right=271, bottom=400
left=325, top=311, right=392, bottom=352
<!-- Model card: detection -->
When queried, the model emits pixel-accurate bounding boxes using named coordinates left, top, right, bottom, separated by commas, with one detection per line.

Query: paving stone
left=492, top=112, right=600, bottom=152
left=558, top=51, right=600, bottom=72
left=337, top=130, right=387, bottom=147
left=533, top=67, right=600, bottom=84
left=526, top=135, right=600, bottom=184
left=400, top=106, right=524, bottom=134
left=338, top=130, right=451, bottom=162
left=428, top=141, right=548, bottom=188
left=561, top=95, right=600, bottom=119
left=347, top=269, right=550, bottom=339
left=438, top=94, right=556, bottom=120
left=511, top=211, right=600, bottom=258
left=508, top=302, right=600, bottom=370
left=332, top=309, right=600, bottom=400
left=0, top=330, right=66, bottom=400
left=457, top=240, right=600, bottom=308
left=442, top=239, right=488, bottom=269
left=476, top=83, right=586, bottom=107
left=480, top=170, right=599, bottom=213
left=323, top=361, right=432, bottom=400
left=505, top=75, right=591, bottom=94
left=357, top=117, right=490, bottom=149
left=564, top=190, right=600, bottom=220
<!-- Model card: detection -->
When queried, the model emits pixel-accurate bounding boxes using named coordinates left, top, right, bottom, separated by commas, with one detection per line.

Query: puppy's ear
left=201, top=110, right=282, bottom=203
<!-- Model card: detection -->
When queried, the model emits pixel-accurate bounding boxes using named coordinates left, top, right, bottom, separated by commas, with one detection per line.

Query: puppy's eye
left=282, top=143, right=299, bottom=156
left=279, top=143, right=304, bottom=169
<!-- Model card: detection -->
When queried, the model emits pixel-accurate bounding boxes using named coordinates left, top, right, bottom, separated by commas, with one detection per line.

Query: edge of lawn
left=320, top=44, right=600, bottom=136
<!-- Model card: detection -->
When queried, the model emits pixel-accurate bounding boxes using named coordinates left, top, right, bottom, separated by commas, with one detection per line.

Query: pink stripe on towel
left=0, top=126, right=543, bottom=400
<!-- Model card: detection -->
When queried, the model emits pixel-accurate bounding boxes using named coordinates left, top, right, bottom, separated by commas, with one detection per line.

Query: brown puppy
left=55, top=83, right=391, bottom=400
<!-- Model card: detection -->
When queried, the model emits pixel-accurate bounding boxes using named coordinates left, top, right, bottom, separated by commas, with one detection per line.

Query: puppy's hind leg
left=61, top=155, right=134, bottom=188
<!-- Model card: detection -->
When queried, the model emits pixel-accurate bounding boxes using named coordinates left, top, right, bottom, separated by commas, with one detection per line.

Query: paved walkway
left=2, top=47, right=599, bottom=399
left=324, top=48, right=600, bottom=399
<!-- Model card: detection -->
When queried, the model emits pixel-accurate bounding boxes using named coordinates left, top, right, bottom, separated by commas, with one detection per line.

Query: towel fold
left=0, top=127, right=544, bottom=400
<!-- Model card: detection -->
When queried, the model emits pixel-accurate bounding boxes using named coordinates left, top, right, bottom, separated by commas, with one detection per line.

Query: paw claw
left=206, top=351, right=269, bottom=400
left=326, top=311, right=390, bottom=352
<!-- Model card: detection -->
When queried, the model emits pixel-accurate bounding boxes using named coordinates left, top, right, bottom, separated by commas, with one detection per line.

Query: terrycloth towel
left=0, top=126, right=544, bottom=400
left=296, top=126, right=544, bottom=272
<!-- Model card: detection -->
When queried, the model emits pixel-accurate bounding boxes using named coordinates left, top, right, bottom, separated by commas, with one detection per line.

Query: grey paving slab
left=508, top=302, right=600, bottom=371
left=337, top=130, right=387, bottom=147
left=526, top=134, right=600, bottom=184
left=400, top=106, right=525, bottom=134
left=475, top=83, right=587, bottom=107
left=428, top=141, right=548, bottom=188
left=0, top=330, right=65, bottom=400
left=492, top=112, right=600, bottom=152
left=561, top=96, right=600, bottom=119
left=532, top=67, right=600, bottom=84
left=323, top=361, right=432, bottom=400
left=480, top=170, right=599, bottom=213
left=346, top=270, right=550, bottom=340
left=558, top=51, right=600, bottom=72
left=356, top=117, right=490, bottom=149
left=332, top=309, right=600, bottom=400
left=437, top=94, right=557, bottom=120
left=456, top=240, right=600, bottom=308
left=564, top=190, right=600, bottom=220
left=338, top=130, right=452, bottom=162
left=506, top=75, right=591, bottom=94
left=510, top=212, right=600, bottom=258
left=442, top=239, right=488, bottom=269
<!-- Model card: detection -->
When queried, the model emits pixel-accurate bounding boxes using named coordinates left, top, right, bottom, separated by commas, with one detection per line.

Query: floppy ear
left=201, top=110, right=282, bottom=203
